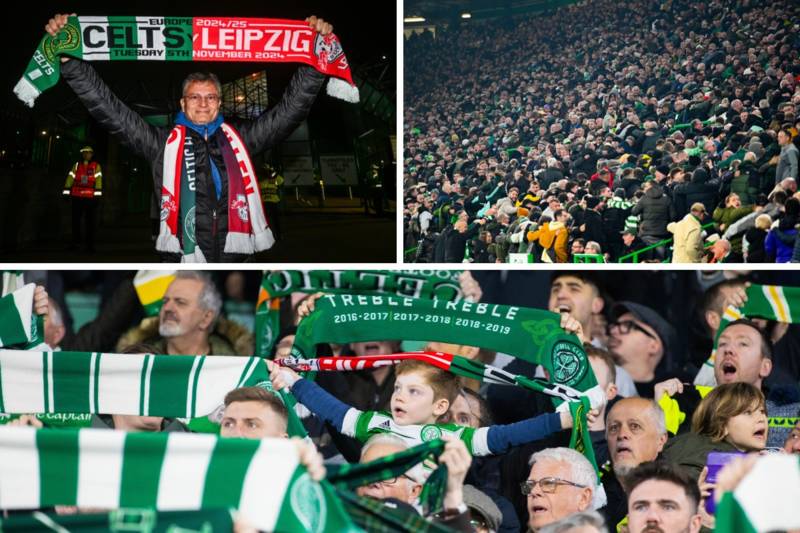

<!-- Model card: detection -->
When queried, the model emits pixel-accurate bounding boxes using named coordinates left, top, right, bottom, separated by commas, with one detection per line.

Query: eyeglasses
left=374, top=474, right=414, bottom=487
left=183, top=94, right=220, bottom=104
left=606, top=320, right=657, bottom=340
left=520, top=477, right=586, bottom=495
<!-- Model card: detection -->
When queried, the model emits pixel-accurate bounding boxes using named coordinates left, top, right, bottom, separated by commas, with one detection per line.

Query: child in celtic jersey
left=270, top=358, right=598, bottom=456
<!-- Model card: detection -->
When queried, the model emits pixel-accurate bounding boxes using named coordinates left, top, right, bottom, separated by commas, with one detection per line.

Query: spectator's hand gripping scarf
left=0, top=427, right=359, bottom=532
left=0, top=284, right=44, bottom=350
left=254, top=270, right=466, bottom=357
left=289, top=294, right=602, bottom=476
left=15, top=16, right=358, bottom=107
left=158, top=123, right=274, bottom=262
left=695, top=284, right=800, bottom=386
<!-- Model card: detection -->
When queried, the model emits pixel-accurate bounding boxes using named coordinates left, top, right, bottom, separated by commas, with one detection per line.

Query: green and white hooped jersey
left=341, top=409, right=492, bottom=456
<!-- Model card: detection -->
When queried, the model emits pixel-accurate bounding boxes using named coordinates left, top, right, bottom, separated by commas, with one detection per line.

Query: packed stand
left=403, top=0, right=800, bottom=263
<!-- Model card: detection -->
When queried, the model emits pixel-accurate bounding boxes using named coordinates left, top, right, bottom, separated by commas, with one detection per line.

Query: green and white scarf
left=15, top=16, right=359, bottom=107
left=0, top=508, right=235, bottom=532
left=0, top=426, right=358, bottom=532
left=0, top=284, right=44, bottom=349
left=289, top=294, right=599, bottom=402
left=255, top=270, right=466, bottom=357
left=715, top=454, right=800, bottom=533
left=695, top=284, right=800, bottom=386
left=0, top=349, right=267, bottom=419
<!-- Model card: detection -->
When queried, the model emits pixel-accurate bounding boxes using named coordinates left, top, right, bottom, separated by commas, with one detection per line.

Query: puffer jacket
left=62, top=59, right=325, bottom=262
left=116, top=316, right=255, bottom=356
left=632, top=185, right=672, bottom=238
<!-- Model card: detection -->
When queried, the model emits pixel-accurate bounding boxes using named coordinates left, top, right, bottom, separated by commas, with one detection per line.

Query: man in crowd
left=625, top=462, right=702, bottom=533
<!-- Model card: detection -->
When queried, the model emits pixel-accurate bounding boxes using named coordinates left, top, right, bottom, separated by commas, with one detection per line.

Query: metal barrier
left=617, top=222, right=716, bottom=263
left=572, top=253, right=605, bottom=263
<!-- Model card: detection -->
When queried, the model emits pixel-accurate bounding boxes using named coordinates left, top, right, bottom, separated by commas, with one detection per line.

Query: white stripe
left=0, top=426, right=40, bottom=508
left=136, top=17, right=167, bottom=61
left=46, top=352, right=54, bottom=413
left=11, top=284, right=35, bottom=341
left=76, top=429, right=126, bottom=508
left=239, top=439, right=299, bottom=531
left=96, top=353, right=145, bottom=416
left=32, top=511, right=70, bottom=533
left=235, top=357, right=258, bottom=389
left=336, top=360, right=344, bottom=371
left=733, top=454, right=800, bottom=531
left=356, top=360, right=366, bottom=370
left=185, top=356, right=203, bottom=418
left=143, top=355, right=154, bottom=416
left=88, top=353, right=97, bottom=413
left=157, top=433, right=217, bottom=509
left=0, top=349, right=46, bottom=413
left=193, top=357, right=251, bottom=417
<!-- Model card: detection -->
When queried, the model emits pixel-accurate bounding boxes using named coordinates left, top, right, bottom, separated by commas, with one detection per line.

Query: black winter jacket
left=632, top=185, right=673, bottom=238
left=62, top=59, right=325, bottom=262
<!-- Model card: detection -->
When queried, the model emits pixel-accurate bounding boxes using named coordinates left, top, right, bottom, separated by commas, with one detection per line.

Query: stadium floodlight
left=461, top=13, right=472, bottom=19
left=404, top=16, right=426, bottom=23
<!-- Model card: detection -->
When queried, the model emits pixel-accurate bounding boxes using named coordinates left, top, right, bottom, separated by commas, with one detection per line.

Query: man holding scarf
left=44, top=14, right=333, bottom=262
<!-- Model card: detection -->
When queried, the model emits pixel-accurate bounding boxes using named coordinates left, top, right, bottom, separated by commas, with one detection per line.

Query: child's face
left=724, top=402, right=767, bottom=451
left=391, top=372, right=448, bottom=425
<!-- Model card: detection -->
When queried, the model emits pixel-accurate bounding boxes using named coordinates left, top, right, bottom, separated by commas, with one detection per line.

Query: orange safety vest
left=66, top=161, right=102, bottom=198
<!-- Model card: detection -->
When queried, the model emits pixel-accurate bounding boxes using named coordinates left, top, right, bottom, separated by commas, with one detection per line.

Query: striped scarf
left=15, top=16, right=358, bottom=108
left=0, top=284, right=43, bottom=350
left=254, top=270, right=466, bottom=357
left=0, top=350, right=266, bottom=419
left=695, top=284, right=800, bottom=386
left=0, top=426, right=358, bottom=532
left=279, top=352, right=600, bottom=478
left=0, top=508, right=234, bottom=532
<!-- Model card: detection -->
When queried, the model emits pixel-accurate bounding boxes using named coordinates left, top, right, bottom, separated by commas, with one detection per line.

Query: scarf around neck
left=157, top=117, right=273, bottom=262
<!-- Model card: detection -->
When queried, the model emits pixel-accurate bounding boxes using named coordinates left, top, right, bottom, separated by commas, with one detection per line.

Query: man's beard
left=159, top=320, right=185, bottom=338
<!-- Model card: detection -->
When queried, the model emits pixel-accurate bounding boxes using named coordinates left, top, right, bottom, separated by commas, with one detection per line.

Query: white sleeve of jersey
left=341, top=407, right=363, bottom=438
left=471, top=427, right=492, bottom=456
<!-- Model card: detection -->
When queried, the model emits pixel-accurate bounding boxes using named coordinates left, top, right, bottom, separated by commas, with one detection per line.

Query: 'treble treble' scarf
left=14, top=15, right=359, bottom=107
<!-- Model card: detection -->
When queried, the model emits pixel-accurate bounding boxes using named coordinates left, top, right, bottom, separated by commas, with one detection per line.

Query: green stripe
left=148, top=355, right=194, bottom=418
left=0, top=356, right=4, bottom=412
left=714, top=491, right=758, bottom=533
left=93, top=353, right=101, bottom=413
left=107, top=16, right=139, bottom=60
left=273, top=466, right=308, bottom=532
left=37, top=429, right=80, bottom=505
left=139, top=355, right=150, bottom=416
left=42, top=352, right=50, bottom=413
left=190, top=356, right=206, bottom=419
left=142, top=300, right=162, bottom=317
left=0, top=292, right=27, bottom=346
left=52, top=351, right=92, bottom=413
left=236, top=358, right=257, bottom=388
left=201, top=437, right=260, bottom=508
left=118, top=432, right=168, bottom=507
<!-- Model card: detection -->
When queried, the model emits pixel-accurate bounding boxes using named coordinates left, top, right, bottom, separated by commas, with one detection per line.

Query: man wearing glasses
left=45, top=14, right=333, bottom=262
left=606, top=301, right=676, bottom=398
left=522, top=447, right=597, bottom=532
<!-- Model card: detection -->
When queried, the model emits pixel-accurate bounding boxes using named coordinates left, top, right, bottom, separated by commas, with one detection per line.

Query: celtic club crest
left=290, top=472, right=326, bottom=533
left=421, top=424, right=443, bottom=442
left=551, top=340, right=587, bottom=386
left=183, top=206, right=196, bottom=244
left=43, top=21, right=81, bottom=63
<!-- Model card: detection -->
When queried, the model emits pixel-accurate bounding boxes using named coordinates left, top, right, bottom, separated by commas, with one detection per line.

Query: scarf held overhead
left=0, top=349, right=268, bottom=419
left=0, top=427, right=358, bottom=533
left=158, top=123, right=274, bottom=262
left=255, top=270, right=466, bottom=357
left=0, top=284, right=44, bottom=350
left=15, top=16, right=358, bottom=106
left=695, top=284, right=800, bottom=386
left=290, top=294, right=599, bottom=406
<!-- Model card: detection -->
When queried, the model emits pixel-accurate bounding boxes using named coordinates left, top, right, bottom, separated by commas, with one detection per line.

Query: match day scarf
left=0, top=284, right=44, bottom=350
left=0, top=427, right=359, bottom=533
left=15, top=16, right=359, bottom=107
left=279, top=352, right=599, bottom=476
left=0, top=349, right=267, bottom=419
left=255, top=270, right=466, bottom=357
left=695, top=284, right=800, bottom=386
left=158, top=122, right=273, bottom=262
left=715, top=454, right=800, bottom=533
left=134, top=270, right=176, bottom=316
left=0, top=508, right=235, bottom=533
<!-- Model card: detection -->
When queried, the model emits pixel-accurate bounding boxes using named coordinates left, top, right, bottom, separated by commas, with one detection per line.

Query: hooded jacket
left=61, top=59, right=325, bottom=262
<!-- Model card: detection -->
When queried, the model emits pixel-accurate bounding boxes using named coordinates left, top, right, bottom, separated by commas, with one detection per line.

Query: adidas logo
left=379, top=420, right=392, bottom=430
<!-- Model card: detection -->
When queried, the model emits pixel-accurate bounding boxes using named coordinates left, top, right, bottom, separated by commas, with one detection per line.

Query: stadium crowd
left=403, top=0, right=800, bottom=263
left=1, top=269, right=799, bottom=532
